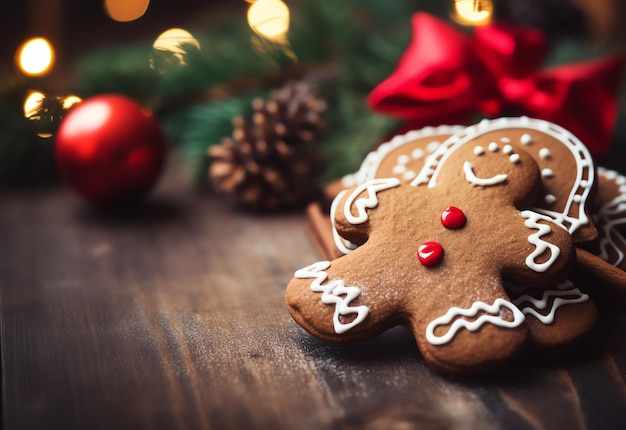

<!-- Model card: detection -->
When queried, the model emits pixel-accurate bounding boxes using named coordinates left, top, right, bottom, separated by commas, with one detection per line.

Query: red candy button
left=417, top=242, right=444, bottom=267
left=441, top=206, right=466, bottom=229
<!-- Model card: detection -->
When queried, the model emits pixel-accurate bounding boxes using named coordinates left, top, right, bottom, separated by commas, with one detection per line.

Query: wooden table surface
left=2, top=159, right=626, bottom=430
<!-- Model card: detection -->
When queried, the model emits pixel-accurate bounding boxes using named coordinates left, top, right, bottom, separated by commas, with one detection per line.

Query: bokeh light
left=17, top=38, right=55, bottom=76
left=104, top=0, right=150, bottom=22
left=23, top=91, right=46, bottom=119
left=150, top=28, right=200, bottom=71
left=63, top=95, right=82, bottom=110
left=247, top=0, right=290, bottom=41
left=452, top=0, right=493, bottom=26
left=23, top=91, right=55, bottom=138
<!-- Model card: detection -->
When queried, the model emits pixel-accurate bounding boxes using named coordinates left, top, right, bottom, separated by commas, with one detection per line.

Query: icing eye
left=441, top=206, right=466, bottom=229
left=418, top=242, right=444, bottom=267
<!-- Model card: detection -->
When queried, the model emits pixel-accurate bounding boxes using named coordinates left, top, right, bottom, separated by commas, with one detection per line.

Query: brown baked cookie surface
left=287, top=118, right=589, bottom=375
left=575, top=167, right=626, bottom=305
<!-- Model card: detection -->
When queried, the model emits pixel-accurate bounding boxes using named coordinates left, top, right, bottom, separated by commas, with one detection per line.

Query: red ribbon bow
left=368, top=13, right=624, bottom=156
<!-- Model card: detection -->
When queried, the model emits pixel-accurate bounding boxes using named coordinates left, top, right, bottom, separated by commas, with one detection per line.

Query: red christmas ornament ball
left=55, top=94, right=166, bottom=204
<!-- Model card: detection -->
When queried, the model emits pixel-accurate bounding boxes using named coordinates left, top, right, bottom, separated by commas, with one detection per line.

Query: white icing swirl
left=425, top=298, right=525, bottom=345
left=594, top=167, right=626, bottom=266
left=330, top=190, right=359, bottom=255
left=343, top=178, right=401, bottom=224
left=294, top=261, right=369, bottom=334
left=511, top=280, right=589, bottom=324
left=331, top=178, right=401, bottom=255
left=521, top=210, right=561, bottom=272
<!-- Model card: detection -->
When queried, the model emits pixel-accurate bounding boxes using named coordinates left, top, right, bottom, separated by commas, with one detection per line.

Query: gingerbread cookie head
left=414, top=117, right=597, bottom=243
left=287, top=120, right=579, bottom=375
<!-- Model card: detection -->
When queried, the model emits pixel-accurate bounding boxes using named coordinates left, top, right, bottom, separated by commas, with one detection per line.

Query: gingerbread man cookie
left=286, top=118, right=595, bottom=373
left=287, top=123, right=577, bottom=374
left=370, top=119, right=600, bottom=351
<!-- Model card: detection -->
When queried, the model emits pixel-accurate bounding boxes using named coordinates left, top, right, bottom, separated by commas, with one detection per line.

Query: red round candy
left=441, top=206, right=466, bottom=229
left=417, top=242, right=444, bottom=267
left=55, top=94, right=166, bottom=204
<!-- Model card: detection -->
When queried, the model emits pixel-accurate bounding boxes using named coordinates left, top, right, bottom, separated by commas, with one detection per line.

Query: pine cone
left=208, top=81, right=326, bottom=211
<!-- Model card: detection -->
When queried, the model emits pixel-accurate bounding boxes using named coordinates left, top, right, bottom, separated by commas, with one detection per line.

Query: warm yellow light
left=17, top=38, right=54, bottom=76
left=247, top=0, right=290, bottom=40
left=151, top=28, right=200, bottom=69
left=453, top=0, right=493, bottom=26
left=104, top=0, right=150, bottom=22
left=63, top=95, right=82, bottom=110
left=23, top=91, right=45, bottom=119
left=23, top=91, right=55, bottom=138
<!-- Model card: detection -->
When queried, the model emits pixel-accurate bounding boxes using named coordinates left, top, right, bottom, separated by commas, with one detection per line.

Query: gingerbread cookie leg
left=506, top=280, right=597, bottom=350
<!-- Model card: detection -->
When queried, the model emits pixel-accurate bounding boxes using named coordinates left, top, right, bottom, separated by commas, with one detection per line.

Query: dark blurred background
left=2, top=0, right=625, bottom=72
left=0, top=0, right=234, bottom=69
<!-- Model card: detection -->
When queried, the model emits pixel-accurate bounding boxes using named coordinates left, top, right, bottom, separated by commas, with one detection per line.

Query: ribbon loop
left=368, top=13, right=624, bottom=156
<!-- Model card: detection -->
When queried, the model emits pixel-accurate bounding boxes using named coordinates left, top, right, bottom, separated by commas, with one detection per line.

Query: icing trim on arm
left=330, top=190, right=359, bottom=255
left=521, top=210, right=562, bottom=272
left=343, top=178, right=401, bottom=224
left=330, top=178, right=401, bottom=254
left=294, top=261, right=369, bottom=334
left=463, top=161, right=508, bottom=186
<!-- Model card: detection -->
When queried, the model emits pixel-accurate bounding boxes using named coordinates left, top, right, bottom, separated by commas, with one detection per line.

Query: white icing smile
left=294, top=261, right=369, bottom=334
left=425, top=298, right=525, bottom=346
left=463, top=161, right=508, bottom=186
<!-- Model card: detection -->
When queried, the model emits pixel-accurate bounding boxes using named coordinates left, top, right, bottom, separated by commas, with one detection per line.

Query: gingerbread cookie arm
left=501, top=212, right=576, bottom=287
left=330, top=178, right=401, bottom=252
left=285, top=251, right=405, bottom=343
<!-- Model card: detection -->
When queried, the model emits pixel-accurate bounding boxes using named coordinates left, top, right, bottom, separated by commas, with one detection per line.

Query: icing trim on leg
left=425, top=298, right=525, bottom=346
